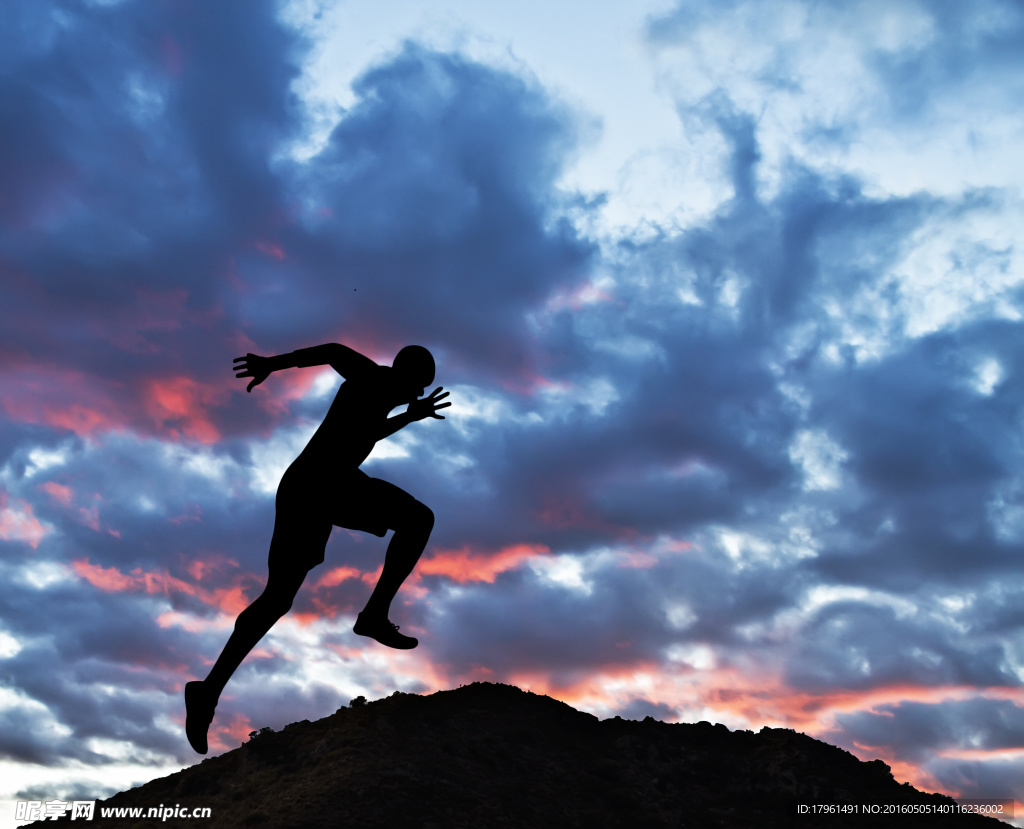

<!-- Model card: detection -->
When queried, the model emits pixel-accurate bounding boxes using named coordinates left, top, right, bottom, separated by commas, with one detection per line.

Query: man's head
left=392, top=345, right=435, bottom=399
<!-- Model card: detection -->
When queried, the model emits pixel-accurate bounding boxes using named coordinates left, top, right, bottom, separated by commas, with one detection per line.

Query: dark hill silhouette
left=26, top=683, right=1008, bottom=828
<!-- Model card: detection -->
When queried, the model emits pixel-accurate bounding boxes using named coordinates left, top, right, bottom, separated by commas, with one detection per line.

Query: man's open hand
left=233, top=353, right=271, bottom=393
left=408, top=387, right=451, bottom=421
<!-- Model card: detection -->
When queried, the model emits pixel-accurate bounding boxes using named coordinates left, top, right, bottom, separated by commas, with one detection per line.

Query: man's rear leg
left=355, top=500, right=434, bottom=649
left=186, top=564, right=308, bottom=754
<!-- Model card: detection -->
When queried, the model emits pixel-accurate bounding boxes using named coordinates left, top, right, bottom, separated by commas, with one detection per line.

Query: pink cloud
left=0, top=363, right=128, bottom=437
left=314, top=566, right=363, bottom=588
left=72, top=557, right=253, bottom=616
left=418, top=543, right=550, bottom=584
left=78, top=505, right=101, bottom=532
left=0, top=494, right=51, bottom=548
left=41, top=481, right=73, bottom=506
left=72, top=559, right=137, bottom=592
left=145, top=376, right=230, bottom=443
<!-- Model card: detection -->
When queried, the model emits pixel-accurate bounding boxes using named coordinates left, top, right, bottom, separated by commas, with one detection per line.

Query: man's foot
left=354, top=613, right=418, bottom=649
left=185, top=681, right=216, bottom=755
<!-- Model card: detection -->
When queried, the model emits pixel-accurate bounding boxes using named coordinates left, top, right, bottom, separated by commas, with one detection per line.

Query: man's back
left=300, top=364, right=394, bottom=470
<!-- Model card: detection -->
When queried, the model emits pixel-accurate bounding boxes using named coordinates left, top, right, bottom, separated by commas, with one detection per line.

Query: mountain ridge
left=25, top=682, right=1008, bottom=827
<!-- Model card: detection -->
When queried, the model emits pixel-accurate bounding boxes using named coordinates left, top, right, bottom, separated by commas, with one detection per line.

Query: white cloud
left=789, top=429, right=847, bottom=491
left=528, top=554, right=592, bottom=594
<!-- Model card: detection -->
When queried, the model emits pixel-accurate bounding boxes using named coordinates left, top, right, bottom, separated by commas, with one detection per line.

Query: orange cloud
left=205, top=584, right=251, bottom=616
left=315, top=566, right=363, bottom=588
left=185, top=554, right=238, bottom=582
left=145, top=375, right=230, bottom=443
left=72, top=558, right=253, bottom=616
left=418, top=543, right=550, bottom=584
left=73, top=559, right=138, bottom=592
left=210, top=712, right=253, bottom=753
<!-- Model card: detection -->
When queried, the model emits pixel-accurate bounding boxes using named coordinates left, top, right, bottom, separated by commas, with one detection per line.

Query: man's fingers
left=434, top=401, right=451, bottom=409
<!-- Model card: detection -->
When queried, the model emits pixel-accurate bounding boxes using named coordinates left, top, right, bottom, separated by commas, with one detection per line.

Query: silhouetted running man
left=184, top=343, right=449, bottom=754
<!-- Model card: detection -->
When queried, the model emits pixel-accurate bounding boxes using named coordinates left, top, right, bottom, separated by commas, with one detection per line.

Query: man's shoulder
left=346, top=362, right=388, bottom=383
left=336, top=363, right=390, bottom=396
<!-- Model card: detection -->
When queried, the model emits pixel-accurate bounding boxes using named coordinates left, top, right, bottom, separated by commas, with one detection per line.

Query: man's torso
left=297, top=364, right=394, bottom=470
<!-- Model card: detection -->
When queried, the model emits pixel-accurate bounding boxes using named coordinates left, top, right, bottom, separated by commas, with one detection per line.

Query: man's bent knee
left=265, top=593, right=294, bottom=619
left=398, top=500, right=433, bottom=534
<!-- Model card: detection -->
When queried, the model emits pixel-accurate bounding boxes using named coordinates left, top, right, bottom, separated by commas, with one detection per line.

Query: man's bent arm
left=377, top=411, right=415, bottom=441
left=376, top=388, right=450, bottom=439
left=269, top=343, right=376, bottom=377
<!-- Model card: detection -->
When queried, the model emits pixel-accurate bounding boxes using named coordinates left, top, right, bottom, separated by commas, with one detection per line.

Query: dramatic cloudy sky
left=3, top=0, right=1024, bottom=823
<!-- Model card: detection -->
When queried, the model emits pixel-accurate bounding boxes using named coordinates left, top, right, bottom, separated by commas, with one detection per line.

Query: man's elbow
left=328, top=343, right=373, bottom=378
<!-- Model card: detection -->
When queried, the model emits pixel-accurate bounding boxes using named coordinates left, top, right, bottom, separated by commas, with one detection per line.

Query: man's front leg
left=355, top=502, right=434, bottom=649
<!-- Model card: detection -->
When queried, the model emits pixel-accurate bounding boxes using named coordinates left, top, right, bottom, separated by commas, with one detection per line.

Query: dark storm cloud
left=366, top=108, right=812, bottom=561
left=821, top=699, right=1024, bottom=807
left=927, top=757, right=1024, bottom=805
left=806, top=325, right=1021, bottom=588
left=0, top=0, right=300, bottom=322
left=420, top=537, right=804, bottom=683
left=786, top=601, right=1014, bottom=693
left=0, top=0, right=308, bottom=462
left=278, top=42, right=594, bottom=376
left=1, top=2, right=593, bottom=449
left=827, top=698, right=1024, bottom=761
left=425, top=566, right=672, bottom=676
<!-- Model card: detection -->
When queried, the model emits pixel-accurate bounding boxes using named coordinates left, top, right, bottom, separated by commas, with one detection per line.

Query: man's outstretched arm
left=376, top=387, right=451, bottom=440
left=234, top=344, right=376, bottom=392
